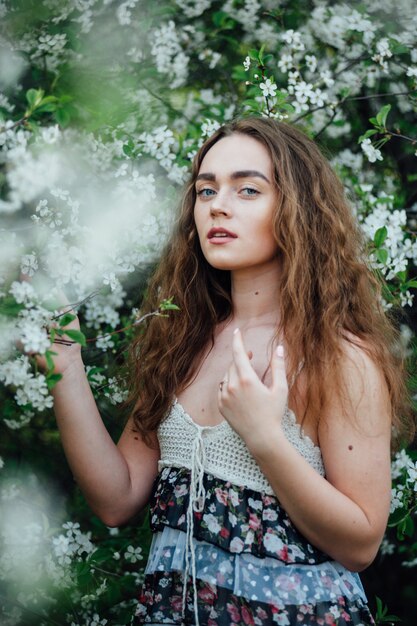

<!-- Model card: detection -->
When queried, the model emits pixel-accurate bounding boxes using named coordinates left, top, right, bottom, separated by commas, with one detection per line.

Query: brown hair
left=126, top=116, right=414, bottom=450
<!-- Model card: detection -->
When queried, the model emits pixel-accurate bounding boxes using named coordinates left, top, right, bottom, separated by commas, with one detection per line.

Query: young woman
left=47, top=117, right=412, bottom=625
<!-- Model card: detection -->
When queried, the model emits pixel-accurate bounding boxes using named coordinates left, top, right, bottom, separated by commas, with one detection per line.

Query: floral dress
left=133, top=400, right=375, bottom=626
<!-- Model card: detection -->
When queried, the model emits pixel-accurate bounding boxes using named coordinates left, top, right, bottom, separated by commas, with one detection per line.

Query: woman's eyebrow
left=195, top=170, right=270, bottom=183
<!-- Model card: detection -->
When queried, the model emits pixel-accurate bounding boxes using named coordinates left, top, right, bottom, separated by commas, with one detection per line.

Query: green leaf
left=374, top=226, right=388, bottom=247
left=35, top=101, right=57, bottom=113
left=45, top=349, right=57, bottom=372
left=406, top=280, right=417, bottom=288
left=159, top=297, right=180, bottom=312
left=26, top=88, right=44, bottom=109
left=123, top=142, right=134, bottom=157
left=375, top=596, right=386, bottom=617
left=46, top=372, right=63, bottom=390
left=376, top=104, right=391, bottom=128
left=58, top=313, right=76, bottom=327
left=0, top=296, right=24, bottom=316
left=212, top=10, right=235, bottom=29
left=64, top=329, right=87, bottom=346
left=376, top=248, right=388, bottom=264
left=86, top=366, right=103, bottom=379
left=55, top=107, right=71, bottom=127
left=358, top=129, right=377, bottom=143
left=390, top=41, right=409, bottom=55
left=404, top=514, right=414, bottom=537
left=258, top=43, right=266, bottom=63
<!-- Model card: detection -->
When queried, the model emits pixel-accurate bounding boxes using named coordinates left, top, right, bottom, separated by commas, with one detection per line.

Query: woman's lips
left=207, top=227, right=238, bottom=243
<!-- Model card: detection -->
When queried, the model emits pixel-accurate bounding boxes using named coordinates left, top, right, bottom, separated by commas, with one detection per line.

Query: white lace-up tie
left=181, top=425, right=207, bottom=626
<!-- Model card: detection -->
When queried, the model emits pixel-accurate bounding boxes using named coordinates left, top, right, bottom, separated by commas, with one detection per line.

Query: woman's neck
left=230, top=261, right=282, bottom=328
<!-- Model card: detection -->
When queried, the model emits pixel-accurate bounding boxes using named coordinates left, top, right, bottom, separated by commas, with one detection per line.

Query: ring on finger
left=219, top=378, right=228, bottom=391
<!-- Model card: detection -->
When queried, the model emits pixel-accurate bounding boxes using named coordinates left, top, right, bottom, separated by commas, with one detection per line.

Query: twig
left=313, top=105, right=341, bottom=140
left=50, top=309, right=165, bottom=347
left=347, top=91, right=417, bottom=101
left=89, top=565, right=123, bottom=578
left=0, top=116, right=29, bottom=134
left=51, top=289, right=102, bottom=321
left=385, top=129, right=416, bottom=144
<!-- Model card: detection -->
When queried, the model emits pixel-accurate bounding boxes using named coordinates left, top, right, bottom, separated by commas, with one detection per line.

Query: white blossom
left=233, top=0, right=261, bottom=31
left=201, top=119, right=221, bottom=138
left=20, top=253, right=38, bottom=277
left=392, top=449, right=413, bottom=479
left=9, top=281, right=37, bottom=305
left=90, top=614, right=108, bottom=626
left=281, top=29, right=305, bottom=52
left=150, top=21, right=190, bottom=88
left=259, top=78, right=277, bottom=98
left=3, top=410, right=34, bottom=430
left=390, top=486, right=405, bottom=513
left=41, top=125, right=61, bottom=145
left=372, top=38, right=392, bottom=71
left=124, top=545, right=143, bottom=563
left=116, top=0, right=139, bottom=25
left=18, top=318, right=50, bottom=354
left=399, top=290, right=414, bottom=308
left=277, top=53, right=293, bottom=73
left=361, top=138, right=383, bottom=163
left=175, top=0, right=212, bottom=18
left=104, top=377, right=128, bottom=405
left=198, top=49, right=221, bottom=69
left=406, top=66, right=417, bottom=78
left=95, top=334, right=115, bottom=351
left=305, top=54, right=317, bottom=73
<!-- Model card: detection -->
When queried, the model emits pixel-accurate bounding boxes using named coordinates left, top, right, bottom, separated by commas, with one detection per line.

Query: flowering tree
left=0, top=0, right=416, bottom=624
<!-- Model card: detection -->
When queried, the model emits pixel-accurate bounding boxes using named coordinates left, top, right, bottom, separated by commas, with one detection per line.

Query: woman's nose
left=209, top=190, right=231, bottom=217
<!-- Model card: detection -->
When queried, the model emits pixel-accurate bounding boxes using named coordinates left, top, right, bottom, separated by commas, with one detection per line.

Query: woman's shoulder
left=337, top=329, right=383, bottom=380
left=320, top=329, right=391, bottom=435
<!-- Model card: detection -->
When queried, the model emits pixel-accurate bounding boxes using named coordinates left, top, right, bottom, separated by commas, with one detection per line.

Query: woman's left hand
left=218, top=328, right=289, bottom=453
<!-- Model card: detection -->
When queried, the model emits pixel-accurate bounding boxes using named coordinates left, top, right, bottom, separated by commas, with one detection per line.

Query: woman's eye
left=196, top=188, right=216, bottom=198
left=241, top=187, right=259, bottom=196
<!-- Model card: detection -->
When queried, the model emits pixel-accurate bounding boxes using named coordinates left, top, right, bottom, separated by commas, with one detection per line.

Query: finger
left=226, top=359, right=239, bottom=389
left=270, top=343, right=288, bottom=392
left=232, top=328, right=255, bottom=379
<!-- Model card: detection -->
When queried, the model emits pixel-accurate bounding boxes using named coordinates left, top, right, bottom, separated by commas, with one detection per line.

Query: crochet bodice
left=158, top=400, right=325, bottom=496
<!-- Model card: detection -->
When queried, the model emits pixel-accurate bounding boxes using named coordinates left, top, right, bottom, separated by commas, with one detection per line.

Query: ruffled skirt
left=133, top=467, right=375, bottom=625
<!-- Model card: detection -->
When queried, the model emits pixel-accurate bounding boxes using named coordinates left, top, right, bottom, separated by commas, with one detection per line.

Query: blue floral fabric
left=133, top=467, right=375, bottom=625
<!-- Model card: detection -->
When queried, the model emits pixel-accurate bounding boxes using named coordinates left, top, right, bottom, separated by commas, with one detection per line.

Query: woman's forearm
left=51, top=359, right=142, bottom=525
left=249, top=431, right=389, bottom=571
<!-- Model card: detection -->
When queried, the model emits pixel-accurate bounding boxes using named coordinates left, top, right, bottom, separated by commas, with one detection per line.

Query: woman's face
left=193, top=133, right=279, bottom=273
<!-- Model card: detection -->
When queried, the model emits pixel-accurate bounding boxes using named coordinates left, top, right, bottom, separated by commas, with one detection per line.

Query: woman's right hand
left=36, top=308, right=84, bottom=376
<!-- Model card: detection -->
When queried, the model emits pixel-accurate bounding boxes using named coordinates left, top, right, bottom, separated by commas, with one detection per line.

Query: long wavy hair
left=126, top=117, right=414, bottom=450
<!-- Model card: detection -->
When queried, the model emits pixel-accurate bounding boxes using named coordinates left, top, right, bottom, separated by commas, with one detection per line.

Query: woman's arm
left=52, top=359, right=160, bottom=527
left=38, top=312, right=159, bottom=527
left=219, top=330, right=391, bottom=571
